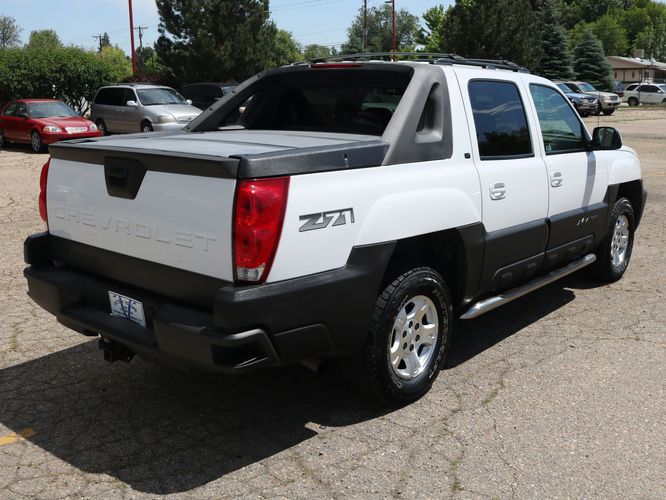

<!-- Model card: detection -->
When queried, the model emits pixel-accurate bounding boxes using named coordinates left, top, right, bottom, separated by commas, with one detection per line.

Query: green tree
left=418, top=5, right=447, bottom=53
left=558, top=0, right=624, bottom=30
left=340, top=4, right=420, bottom=53
left=302, top=44, right=333, bottom=60
left=538, top=0, right=575, bottom=79
left=269, top=29, right=302, bottom=67
left=154, top=0, right=276, bottom=85
left=99, top=45, right=132, bottom=82
left=0, top=15, right=22, bottom=48
left=573, top=28, right=613, bottom=90
left=25, top=30, right=62, bottom=51
left=442, top=0, right=542, bottom=70
left=100, top=32, right=111, bottom=51
left=634, top=17, right=666, bottom=60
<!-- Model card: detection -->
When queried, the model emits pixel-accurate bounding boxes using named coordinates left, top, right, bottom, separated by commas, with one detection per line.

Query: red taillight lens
left=234, top=177, right=289, bottom=283
left=39, top=158, right=50, bottom=223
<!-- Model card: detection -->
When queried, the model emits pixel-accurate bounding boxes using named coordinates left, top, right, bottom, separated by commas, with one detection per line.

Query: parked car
left=0, top=99, right=100, bottom=153
left=555, top=82, right=599, bottom=117
left=181, top=82, right=236, bottom=110
left=559, top=81, right=620, bottom=115
left=26, top=57, right=646, bottom=404
left=622, top=83, right=666, bottom=106
left=91, top=84, right=202, bottom=135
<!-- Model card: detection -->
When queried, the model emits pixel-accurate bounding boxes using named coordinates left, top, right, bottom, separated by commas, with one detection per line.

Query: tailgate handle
left=104, top=158, right=147, bottom=199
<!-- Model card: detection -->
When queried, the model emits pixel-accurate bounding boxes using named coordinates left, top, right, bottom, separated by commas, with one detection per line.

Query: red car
left=0, top=99, right=101, bottom=153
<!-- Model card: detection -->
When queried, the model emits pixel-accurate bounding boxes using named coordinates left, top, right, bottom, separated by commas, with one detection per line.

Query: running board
left=460, top=253, right=597, bottom=320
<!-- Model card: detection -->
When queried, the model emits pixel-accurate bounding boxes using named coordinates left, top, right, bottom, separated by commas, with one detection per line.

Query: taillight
left=39, top=158, right=50, bottom=223
left=233, top=177, right=289, bottom=283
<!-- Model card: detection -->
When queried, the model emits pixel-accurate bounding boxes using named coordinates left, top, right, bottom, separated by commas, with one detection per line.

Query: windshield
left=28, top=101, right=78, bottom=118
left=578, top=82, right=597, bottom=92
left=136, top=88, right=187, bottom=106
left=556, top=83, right=571, bottom=93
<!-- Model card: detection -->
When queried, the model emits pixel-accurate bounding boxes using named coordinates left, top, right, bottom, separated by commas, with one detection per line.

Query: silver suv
left=91, top=84, right=202, bottom=134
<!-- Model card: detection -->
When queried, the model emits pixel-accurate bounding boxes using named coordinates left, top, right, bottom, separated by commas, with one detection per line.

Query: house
left=607, top=55, right=666, bottom=84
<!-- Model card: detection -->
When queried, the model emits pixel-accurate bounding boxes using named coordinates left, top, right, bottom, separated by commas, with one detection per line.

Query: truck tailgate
left=46, top=156, right=237, bottom=281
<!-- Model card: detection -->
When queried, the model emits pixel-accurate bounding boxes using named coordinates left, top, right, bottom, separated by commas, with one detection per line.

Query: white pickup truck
left=24, top=55, right=647, bottom=404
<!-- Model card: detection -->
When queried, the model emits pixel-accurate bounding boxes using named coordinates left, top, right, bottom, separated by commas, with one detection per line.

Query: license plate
left=108, top=291, right=146, bottom=327
left=66, top=127, right=87, bottom=133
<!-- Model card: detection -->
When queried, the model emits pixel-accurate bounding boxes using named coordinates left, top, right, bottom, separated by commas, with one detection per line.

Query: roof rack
left=309, top=52, right=530, bottom=73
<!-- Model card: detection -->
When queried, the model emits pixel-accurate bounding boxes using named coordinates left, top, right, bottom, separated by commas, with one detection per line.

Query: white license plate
left=66, top=127, right=87, bottom=133
left=108, top=291, right=146, bottom=327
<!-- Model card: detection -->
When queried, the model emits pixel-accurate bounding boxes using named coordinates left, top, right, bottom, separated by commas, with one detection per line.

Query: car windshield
left=27, top=101, right=78, bottom=118
left=136, top=88, right=187, bottom=106
left=578, top=82, right=597, bottom=92
left=658, top=84, right=666, bottom=92
left=556, top=83, right=571, bottom=93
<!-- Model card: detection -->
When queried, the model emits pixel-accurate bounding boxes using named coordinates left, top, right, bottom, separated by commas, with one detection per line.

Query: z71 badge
left=299, top=208, right=355, bottom=232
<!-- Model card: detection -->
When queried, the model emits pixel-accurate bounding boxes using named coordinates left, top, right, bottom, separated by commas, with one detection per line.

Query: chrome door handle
left=550, top=171, right=563, bottom=187
left=489, top=182, right=506, bottom=200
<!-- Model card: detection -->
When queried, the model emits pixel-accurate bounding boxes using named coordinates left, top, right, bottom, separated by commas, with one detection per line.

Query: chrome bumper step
left=460, top=253, right=597, bottom=320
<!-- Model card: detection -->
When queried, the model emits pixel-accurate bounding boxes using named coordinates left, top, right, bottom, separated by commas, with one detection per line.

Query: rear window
left=210, top=68, right=411, bottom=136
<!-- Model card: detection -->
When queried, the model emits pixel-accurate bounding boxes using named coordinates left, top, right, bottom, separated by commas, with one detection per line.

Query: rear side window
left=3, top=102, right=17, bottom=116
left=529, top=84, right=585, bottom=154
left=95, top=88, right=125, bottom=106
left=625, top=84, right=639, bottom=91
left=640, top=85, right=660, bottom=93
left=468, top=80, right=532, bottom=159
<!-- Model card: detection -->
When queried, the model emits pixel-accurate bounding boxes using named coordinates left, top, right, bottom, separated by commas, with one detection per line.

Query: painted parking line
left=0, top=427, right=37, bottom=446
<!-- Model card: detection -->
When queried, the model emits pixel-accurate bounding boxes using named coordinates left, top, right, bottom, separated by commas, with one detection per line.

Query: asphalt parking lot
left=1, top=107, right=664, bottom=498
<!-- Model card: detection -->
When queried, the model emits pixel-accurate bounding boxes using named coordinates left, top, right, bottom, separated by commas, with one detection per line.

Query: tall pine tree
left=537, top=0, right=575, bottom=80
left=154, top=0, right=277, bottom=86
left=573, top=28, right=613, bottom=90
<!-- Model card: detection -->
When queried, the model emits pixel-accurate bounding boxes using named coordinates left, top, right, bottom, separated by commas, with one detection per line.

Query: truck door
left=526, top=84, right=608, bottom=268
left=459, top=75, right=550, bottom=293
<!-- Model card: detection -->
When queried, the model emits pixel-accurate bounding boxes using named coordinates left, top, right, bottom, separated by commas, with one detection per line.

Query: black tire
left=0, top=129, right=5, bottom=150
left=96, top=119, right=107, bottom=136
left=602, top=109, right=615, bottom=116
left=592, top=197, right=635, bottom=283
left=141, top=121, right=153, bottom=133
left=628, top=97, right=639, bottom=106
left=343, top=267, right=452, bottom=405
left=31, top=130, right=44, bottom=153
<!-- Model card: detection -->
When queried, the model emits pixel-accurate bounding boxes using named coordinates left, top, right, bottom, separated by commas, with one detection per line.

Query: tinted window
left=3, top=102, right=17, bottom=116
left=625, top=84, right=639, bottom=91
left=122, top=88, right=137, bottom=105
left=469, top=80, right=532, bottom=159
left=16, top=102, right=27, bottom=117
left=95, top=88, right=124, bottom=106
left=640, top=85, right=660, bottom=93
left=529, top=84, right=585, bottom=155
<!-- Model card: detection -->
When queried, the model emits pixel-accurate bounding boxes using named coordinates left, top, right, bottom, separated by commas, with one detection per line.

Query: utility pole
left=128, top=0, right=136, bottom=78
left=363, top=0, right=368, bottom=51
left=135, top=26, right=148, bottom=77
left=384, top=0, right=395, bottom=59
left=93, top=34, right=104, bottom=55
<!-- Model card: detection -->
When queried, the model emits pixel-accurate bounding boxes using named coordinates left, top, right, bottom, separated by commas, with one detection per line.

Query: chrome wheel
left=389, top=295, right=439, bottom=380
left=610, top=214, right=630, bottom=267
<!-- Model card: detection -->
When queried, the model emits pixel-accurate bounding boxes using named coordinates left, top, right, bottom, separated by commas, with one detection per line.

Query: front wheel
left=344, top=267, right=451, bottom=405
left=592, top=103, right=602, bottom=116
left=31, top=131, right=44, bottom=153
left=602, top=108, right=615, bottom=116
left=96, top=119, right=107, bottom=136
left=141, top=121, right=153, bottom=133
left=592, top=197, right=635, bottom=283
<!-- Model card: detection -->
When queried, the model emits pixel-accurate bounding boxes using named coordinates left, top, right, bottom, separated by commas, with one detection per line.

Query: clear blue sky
left=2, top=0, right=453, bottom=55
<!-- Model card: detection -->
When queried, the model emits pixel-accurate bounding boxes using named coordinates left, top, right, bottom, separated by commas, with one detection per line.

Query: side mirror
left=186, top=99, right=193, bottom=105
left=18, top=113, right=29, bottom=119
left=126, top=100, right=137, bottom=107
left=591, top=126, right=622, bottom=150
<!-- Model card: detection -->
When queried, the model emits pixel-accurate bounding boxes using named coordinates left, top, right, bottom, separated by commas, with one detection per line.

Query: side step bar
left=460, top=253, right=596, bottom=320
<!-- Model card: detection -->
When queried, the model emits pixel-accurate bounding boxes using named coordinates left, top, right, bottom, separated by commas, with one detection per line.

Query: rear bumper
left=24, top=233, right=394, bottom=373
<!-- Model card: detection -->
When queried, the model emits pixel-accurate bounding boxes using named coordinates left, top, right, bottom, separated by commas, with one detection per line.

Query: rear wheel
left=602, top=108, right=615, bottom=116
left=344, top=267, right=451, bottom=405
left=0, top=129, right=5, bottom=149
left=592, top=197, right=635, bottom=283
left=141, top=121, right=153, bottom=133
left=628, top=97, right=639, bottom=106
left=31, top=130, right=44, bottom=153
